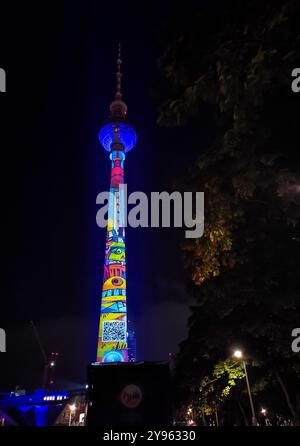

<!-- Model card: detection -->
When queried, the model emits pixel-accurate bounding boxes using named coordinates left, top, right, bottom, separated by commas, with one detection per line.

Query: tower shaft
left=97, top=150, right=128, bottom=363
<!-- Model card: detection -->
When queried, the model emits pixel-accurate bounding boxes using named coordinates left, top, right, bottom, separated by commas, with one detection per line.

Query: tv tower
left=96, top=44, right=137, bottom=363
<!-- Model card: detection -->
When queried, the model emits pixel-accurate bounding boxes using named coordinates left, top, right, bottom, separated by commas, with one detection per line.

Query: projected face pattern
left=97, top=150, right=128, bottom=363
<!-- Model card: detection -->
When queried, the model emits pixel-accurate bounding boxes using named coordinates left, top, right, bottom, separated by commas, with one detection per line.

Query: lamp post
left=233, top=350, right=258, bottom=426
left=260, top=407, right=271, bottom=426
left=69, top=404, right=76, bottom=426
left=186, top=407, right=192, bottom=420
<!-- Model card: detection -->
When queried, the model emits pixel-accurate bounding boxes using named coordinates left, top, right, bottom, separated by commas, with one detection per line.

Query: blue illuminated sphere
left=103, top=350, right=124, bottom=363
left=99, top=122, right=137, bottom=153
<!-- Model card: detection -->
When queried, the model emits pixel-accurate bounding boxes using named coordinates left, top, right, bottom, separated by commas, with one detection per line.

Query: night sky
left=0, top=1, right=213, bottom=390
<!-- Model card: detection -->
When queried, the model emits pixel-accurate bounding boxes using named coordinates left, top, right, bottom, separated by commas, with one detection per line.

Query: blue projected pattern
left=99, top=122, right=137, bottom=153
left=103, top=350, right=124, bottom=363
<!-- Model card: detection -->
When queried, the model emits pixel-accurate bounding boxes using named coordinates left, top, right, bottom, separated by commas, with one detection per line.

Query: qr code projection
left=102, top=321, right=126, bottom=342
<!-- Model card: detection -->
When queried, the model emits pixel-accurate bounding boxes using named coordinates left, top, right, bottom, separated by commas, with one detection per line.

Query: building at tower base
left=86, top=362, right=173, bottom=426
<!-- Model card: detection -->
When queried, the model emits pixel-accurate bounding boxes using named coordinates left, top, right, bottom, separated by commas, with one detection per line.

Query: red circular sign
left=120, top=384, right=143, bottom=409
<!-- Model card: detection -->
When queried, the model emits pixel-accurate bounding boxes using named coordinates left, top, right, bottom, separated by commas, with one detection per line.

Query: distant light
left=43, top=393, right=68, bottom=402
left=69, top=404, right=76, bottom=412
left=233, top=350, right=243, bottom=359
left=50, top=361, right=55, bottom=367
left=261, top=408, right=267, bottom=415
left=85, top=384, right=89, bottom=389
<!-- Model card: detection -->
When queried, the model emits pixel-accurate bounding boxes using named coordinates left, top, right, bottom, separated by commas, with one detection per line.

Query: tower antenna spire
left=115, top=41, right=122, bottom=100
left=110, top=42, right=127, bottom=117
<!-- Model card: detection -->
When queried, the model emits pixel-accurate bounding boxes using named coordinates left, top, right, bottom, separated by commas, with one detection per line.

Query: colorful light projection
left=97, top=150, right=128, bottom=363
left=96, top=44, right=137, bottom=363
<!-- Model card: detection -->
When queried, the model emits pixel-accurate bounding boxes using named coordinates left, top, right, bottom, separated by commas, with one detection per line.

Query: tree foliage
left=157, top=0, right=300, bottom=422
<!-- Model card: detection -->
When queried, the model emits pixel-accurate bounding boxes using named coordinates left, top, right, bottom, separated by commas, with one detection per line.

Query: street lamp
left=233, top=350, right=242, bottom=359
left=69, top=404, right=76, bottom=426
left=233, top=350, right=258, bottom=426
left=186, top=407, right=193, bottom=418
left=260, top=407, right=271, bottom=426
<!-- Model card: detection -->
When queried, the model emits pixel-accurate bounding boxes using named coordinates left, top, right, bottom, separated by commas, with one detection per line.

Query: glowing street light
left=233, top=350, right=243, bottom=359
left=69, top=404, right=76, bottom=426
left=261, top=408, right=267, bottom=415
left=232, top=349, right=258, bottom=426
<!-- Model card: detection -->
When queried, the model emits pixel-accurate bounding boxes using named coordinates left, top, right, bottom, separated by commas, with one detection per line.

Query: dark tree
left=157, top=0, right=300, bottom=423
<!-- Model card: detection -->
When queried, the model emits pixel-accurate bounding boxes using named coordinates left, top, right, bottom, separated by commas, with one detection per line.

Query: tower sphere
left=109, top=99, right=127, bottom=117
left=99, top=120, right=137, bottom=153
